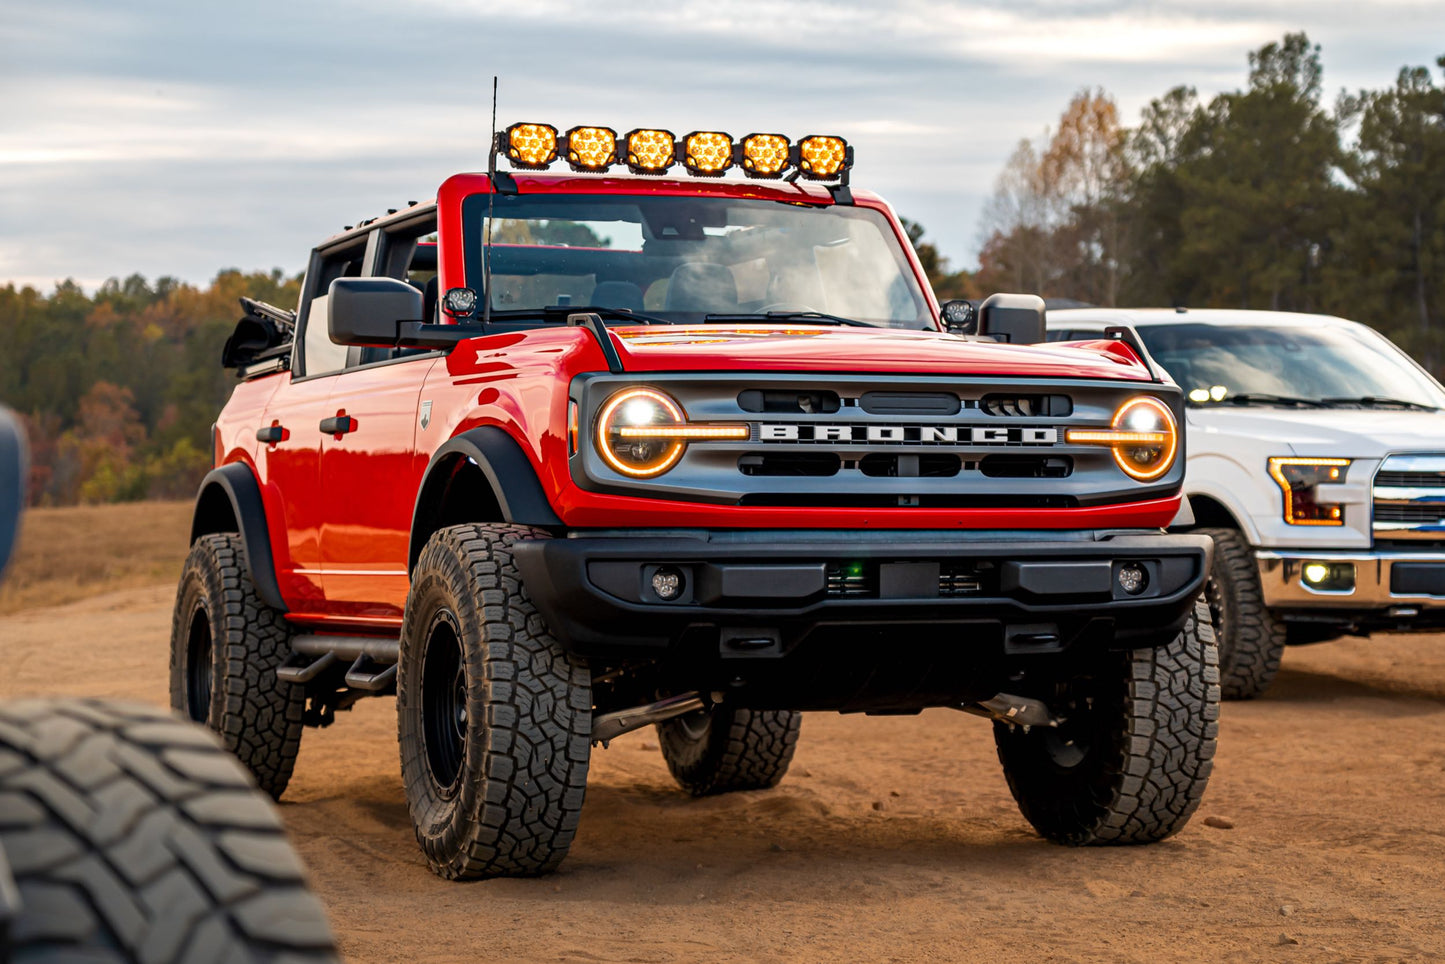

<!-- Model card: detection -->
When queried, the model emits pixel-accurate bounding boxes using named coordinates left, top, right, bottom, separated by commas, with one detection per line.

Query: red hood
left=609, top=326, right=1153, bottom=380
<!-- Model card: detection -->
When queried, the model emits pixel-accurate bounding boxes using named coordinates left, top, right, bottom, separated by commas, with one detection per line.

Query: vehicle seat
left=664, top=262, right=738, bottom=312
left=590, top=280, right=645, bottom=314
left=422, top=275, right=440, bottom=323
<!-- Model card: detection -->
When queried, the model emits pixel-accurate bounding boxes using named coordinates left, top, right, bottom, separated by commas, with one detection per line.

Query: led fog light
left=1117, top=563, right=1149, bottom=596
left=1301, top=562, right=1355, bottom=593
left=651, top=567, right=685, bottom=601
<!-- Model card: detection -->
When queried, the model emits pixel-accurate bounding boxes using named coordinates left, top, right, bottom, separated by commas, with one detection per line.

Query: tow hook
left=591, top=691, right=712, bottom=746
left=958, top=693, right=1061, bottom=731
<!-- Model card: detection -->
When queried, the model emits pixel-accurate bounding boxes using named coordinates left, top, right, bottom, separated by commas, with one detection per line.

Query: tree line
left=2, top=32, right=1441, bottom=505
left=914, top=32, right=1445, bottom=372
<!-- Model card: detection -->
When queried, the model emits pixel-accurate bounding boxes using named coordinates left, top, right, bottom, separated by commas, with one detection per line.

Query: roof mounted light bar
left=492, top=122, right=854, bottom=185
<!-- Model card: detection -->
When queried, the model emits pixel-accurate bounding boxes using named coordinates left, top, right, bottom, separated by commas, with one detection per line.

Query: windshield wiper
left=1319, top=395, right=1441, bottom=411
left=488, top=305, right=676, bottom=326
left=1220, top=393, right=1329, bottom=408
left=702, top=310, right=874, bottom=328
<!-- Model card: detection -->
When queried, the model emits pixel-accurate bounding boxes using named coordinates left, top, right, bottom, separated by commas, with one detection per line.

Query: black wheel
left=1199, top=526, right=1286, bottom=699
left=0, top=699, right=336, bottom=962
left=995, top=598, right=1220, bottom=846
left=397, top=524, right=591, bottom=880
left=169, top=533, right=304, bottom=799
left=658, top=706, right=801, bottom=796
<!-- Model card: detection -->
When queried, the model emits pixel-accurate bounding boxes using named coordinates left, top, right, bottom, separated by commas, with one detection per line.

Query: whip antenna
left=482, top=75, right=499, bottom=330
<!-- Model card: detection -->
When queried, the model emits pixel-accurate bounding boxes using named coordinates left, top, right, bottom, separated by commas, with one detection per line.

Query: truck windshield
left=462, top=193, right=932, bottom=329
left=1136, top=322, right=1445, bottom=409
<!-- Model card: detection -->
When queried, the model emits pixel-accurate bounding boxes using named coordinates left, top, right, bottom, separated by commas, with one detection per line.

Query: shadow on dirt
left=1264, top=666, right=1445, bottom=708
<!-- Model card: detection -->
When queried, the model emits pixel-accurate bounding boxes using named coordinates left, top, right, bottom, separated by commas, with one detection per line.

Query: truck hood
left=1189, top=407, right=1445, bottom=457
left=609, top=326, right=1153, bottom=380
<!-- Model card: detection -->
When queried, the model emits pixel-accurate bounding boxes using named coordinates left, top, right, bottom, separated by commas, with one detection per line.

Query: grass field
left=0, top=500, right=192, bottom=614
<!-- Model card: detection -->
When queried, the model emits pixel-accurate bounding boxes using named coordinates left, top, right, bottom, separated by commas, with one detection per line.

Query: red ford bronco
left=172, top=124, right=1218, bottom=880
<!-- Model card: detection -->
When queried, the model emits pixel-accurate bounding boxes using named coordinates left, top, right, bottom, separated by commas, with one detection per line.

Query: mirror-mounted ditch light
left=495, top=124, right=854, bottom=183
left=443, top=287, right=478, bottom=318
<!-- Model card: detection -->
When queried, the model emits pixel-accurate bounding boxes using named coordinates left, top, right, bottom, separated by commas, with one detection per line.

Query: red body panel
left=220, top=173, right=1178, bottom=628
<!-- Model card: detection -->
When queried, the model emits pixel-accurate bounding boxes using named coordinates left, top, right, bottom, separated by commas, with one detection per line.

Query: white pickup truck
left=1047, top=307, right=1445, bottom=698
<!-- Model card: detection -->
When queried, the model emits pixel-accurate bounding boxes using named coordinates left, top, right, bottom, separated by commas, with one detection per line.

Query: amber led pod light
left=505, top=123, right=558, bottom=169
left=740, top=133, right=791, bottom=178
left=1066, top=396, right=1178, bottom=481
left=625, top=128, right=676, bottom=174
left=595, top=388, right=747, bottom=478
left=683, top=131, right=734, bottom=176
left=565, top=126, right=617, bottom=171
left=797, top=135, right=849, bottom=179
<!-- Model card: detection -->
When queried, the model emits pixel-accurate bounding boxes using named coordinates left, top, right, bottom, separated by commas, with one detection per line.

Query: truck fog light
left=651, top=567, right=685, bottom=601
left=1301, top=562, right=1355, bottom=592
left=1117, top=563, right=1148, bottom=596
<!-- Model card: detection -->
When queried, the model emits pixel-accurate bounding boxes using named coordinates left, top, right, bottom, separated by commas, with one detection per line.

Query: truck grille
left=1373, top=455, right=1445, bottom=541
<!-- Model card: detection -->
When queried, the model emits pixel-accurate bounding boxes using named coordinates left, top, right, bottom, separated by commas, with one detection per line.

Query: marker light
left=1268, top=458, right=1351, bottom=526
left=595, top=388, right=747, bottom=478
left=683, top=131, right=733, bottom=176
left=505, top=123, right=558, bottom=168
left=565, top=126, right=617, bottom=171
left=625, top=129, right=676, bottom=174
left=797, top=135, right=849, bottom=179
left=1066, top=396, right=1178, bottom=481
left=740, top=133, right=791, bottom=178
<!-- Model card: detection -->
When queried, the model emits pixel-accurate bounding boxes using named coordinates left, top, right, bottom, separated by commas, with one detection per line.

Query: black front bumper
left=514, top=528, right=1212, bottom=662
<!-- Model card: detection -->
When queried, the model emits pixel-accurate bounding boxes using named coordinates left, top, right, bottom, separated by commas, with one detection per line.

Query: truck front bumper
left=514, top=528, right=1211, bottom=660
left=1257, top=549, right=1445, bottom=624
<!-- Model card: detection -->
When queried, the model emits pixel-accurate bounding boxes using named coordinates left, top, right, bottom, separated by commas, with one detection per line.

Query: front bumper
left=515, top=528, right=1211, bottom=660
left=1257, top=550, right=1445, bottom=620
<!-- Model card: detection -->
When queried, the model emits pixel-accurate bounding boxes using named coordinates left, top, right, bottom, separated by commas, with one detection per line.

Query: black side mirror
left=0, top=407, right=27, bottom=578
left=327, top=277, right=424, bottom=347
left=978, top=293, right=1046, bottom=345
left=940, top=299, right=977, bottom=335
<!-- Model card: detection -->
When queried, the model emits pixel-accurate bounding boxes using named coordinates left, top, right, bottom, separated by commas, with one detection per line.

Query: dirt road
left=3, top=585, right=1443, bottom=962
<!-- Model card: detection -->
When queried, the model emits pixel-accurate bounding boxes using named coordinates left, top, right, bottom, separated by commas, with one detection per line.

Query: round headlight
left=1108, top=397, right=1178, bottom=481
left=596, top=388, right=689, bottom=478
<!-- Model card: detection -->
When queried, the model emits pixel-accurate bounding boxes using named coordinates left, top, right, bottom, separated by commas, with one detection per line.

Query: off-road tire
left=170, top=534, right=304, bottom=799
left=397, top=524, right=591, bottom=880
left=0, top=699, right=336, bottom=962
left=657, top=707, right=801, bottom=796
left=995, top=598, right=1220, bottom=846
left=1199, top=526, right=1286, bottom=699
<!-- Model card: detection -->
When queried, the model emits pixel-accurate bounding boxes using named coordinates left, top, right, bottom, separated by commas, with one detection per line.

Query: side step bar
left=591, top=692, right=706, bottom=746
left=277, top=634, right=400, bottom=687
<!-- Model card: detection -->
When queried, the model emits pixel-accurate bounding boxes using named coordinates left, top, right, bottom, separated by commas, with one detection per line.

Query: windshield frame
left=458, top=190, right=937, bottom=330
left=1133, top=319, right=1445, bottom=410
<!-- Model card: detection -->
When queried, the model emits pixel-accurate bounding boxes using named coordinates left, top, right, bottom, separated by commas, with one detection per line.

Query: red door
left=316, top=355, right=440, bottom=624
left=254, top=372, right=339, bottom=616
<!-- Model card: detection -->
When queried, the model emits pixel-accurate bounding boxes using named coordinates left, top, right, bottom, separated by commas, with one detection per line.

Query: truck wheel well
left=192, top=482, right=239, bottom=539
left=1187, top=494, right=1239, bottom=530
left=409, top=456, right=504, bottom=572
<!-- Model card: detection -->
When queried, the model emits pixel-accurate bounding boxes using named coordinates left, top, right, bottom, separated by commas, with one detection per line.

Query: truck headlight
left=1268, top=457, right=1351, bottom=525
left=595, top=388, right=748, bottom=478
left=1066, top=396, right=1179, bottom=481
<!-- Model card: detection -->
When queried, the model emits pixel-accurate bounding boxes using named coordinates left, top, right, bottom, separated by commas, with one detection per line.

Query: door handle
left=320, top=415, right=357, bottom=436
left=256, top=424, right=288, bottom=444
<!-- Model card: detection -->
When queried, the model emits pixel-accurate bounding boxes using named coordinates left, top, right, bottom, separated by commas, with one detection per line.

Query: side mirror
left=940, top=299, right=977, bottom=335
left=327, top=277, right=424, bottom=347
left=978, top=293, right=1046, bottom=345
left=0, top=407, right=27, bottom=578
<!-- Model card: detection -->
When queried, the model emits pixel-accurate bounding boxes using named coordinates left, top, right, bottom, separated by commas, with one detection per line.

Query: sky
left=2, top=0, right=1444, bottom=291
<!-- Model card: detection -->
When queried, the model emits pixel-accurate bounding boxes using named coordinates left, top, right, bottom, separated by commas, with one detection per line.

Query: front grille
left=826, top=563, right=872, bottom=596
left=1373, top=456, right=1445, bottom=541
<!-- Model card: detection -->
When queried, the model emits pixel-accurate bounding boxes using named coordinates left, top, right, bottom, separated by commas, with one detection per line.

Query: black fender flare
left=190, top=463, right=288, bottom=612
left=0, top=406, right=26, bottom=577
left=409, top=425, right=563, bottom=571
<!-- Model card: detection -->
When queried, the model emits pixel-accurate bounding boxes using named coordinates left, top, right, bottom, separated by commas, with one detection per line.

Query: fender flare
left=409, top=425, right=563, bottom=571
left=190, top=463, right=288, bottom=612
left=0, top=407, right=27, bottom=576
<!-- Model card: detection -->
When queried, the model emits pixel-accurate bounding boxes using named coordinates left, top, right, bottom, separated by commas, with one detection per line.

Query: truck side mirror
left=978, top=293, right=1046, bottom=345
left=327, top=277, right=424, bottom=347
left=0, top=407, right=26, bottom=578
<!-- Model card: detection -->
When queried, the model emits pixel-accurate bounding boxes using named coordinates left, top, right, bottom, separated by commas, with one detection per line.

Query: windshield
left=1135, top=322, right=1445, bottom=409
left=461, top=193, right=932, bottom=329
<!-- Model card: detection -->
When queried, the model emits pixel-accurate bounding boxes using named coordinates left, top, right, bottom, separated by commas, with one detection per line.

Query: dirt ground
left=3, top=584, right=1443, bottom=963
